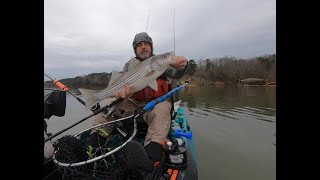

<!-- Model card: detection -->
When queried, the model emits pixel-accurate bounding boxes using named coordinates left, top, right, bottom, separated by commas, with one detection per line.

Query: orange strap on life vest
left=132, top=78, right=168, bottom=101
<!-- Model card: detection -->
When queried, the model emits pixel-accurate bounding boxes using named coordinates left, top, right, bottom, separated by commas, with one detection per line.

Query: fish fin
left=109, top=71, right=123, bottom=85
left=128, top=58, right=141, bottom=70
left=78, top=88, right=99, bottom=110
left=148, top=80, right=158, bottom=91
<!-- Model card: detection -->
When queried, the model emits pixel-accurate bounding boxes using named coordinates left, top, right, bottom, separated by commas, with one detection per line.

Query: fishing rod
left=51, top=83, right=189, bottom=168
left=142, top=83, right=188, bottom=112
left=44, top=73, right=86, bottom=106
left=146, top=9, right=151, bottom=32
left=44, top=83, right=188, bottom=143
left=173, top=8, right=175, bottom=54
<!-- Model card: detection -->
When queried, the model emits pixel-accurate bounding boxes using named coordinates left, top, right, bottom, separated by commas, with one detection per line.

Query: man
left=114, top=32, right=188, bottom=163
left=97, top=32, right=188, bottom=165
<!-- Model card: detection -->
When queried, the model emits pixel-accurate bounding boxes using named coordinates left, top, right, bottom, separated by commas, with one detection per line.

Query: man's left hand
left=114, top=83, right=135, bottom=99
left=172, top=56, right=188, bottom=70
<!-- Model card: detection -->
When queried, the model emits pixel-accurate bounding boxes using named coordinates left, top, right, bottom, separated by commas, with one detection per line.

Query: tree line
left=44, top=72, right=112, bottom=90
left=185, top=54, right=276, bottom=85
left=44, top=54, right=276, bottom=89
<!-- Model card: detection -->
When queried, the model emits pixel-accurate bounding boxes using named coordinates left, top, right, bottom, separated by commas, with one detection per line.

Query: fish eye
left=162, top=54, right=167, bottom=58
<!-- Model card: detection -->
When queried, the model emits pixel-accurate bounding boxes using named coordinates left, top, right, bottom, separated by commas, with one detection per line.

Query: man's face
left=136, top=41, right=152, bottom=60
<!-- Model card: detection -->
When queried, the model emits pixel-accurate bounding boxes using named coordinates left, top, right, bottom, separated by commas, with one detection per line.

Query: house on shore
left=239, top=78, right=267, bottom=86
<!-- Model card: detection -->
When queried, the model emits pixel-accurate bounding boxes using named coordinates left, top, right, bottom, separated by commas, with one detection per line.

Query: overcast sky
left=44, top=0, right=276, bottom=80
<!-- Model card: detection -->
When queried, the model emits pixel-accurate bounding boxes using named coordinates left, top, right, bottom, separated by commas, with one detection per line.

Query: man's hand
left=114, top=83, right=135, bottom=99
left=172, top=56, right=188, bottom=70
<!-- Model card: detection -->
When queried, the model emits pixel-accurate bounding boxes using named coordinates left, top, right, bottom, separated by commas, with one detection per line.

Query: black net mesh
left=53, top=118, right=135, bottom=179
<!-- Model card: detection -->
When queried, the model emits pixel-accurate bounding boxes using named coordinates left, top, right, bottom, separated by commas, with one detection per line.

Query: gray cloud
left=44, top=0, right=276, bottom=80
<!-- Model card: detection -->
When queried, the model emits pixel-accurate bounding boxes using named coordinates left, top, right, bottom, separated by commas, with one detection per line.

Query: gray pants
left=92, top=98, right=172, bottom=147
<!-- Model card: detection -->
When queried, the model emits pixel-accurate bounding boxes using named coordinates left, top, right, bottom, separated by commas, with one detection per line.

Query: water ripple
left=186, top=106, right=275, bottom=123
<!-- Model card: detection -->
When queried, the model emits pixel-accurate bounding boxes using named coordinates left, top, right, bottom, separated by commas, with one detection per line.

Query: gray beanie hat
left=132, top=32, right=154, bottom=58
left=132, top=32, right=153, bottom=49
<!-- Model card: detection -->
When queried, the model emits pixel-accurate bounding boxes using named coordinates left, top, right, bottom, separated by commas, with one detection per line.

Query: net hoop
left=52, top=114, right=138, bottom=167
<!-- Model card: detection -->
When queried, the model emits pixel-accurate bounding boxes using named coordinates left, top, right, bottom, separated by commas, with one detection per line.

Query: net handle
left=52, top=114, right=138, bottom=167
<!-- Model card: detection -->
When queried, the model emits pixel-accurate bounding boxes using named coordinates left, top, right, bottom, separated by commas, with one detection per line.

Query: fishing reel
left=90, top=102, right=101, bottom=111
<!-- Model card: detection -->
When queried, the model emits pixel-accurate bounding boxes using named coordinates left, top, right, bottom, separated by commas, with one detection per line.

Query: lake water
left=46, top=85, right=276, bottom=180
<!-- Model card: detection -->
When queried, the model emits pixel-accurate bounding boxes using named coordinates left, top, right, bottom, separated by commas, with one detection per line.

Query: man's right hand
left=114, top=83, right=135, bottom=99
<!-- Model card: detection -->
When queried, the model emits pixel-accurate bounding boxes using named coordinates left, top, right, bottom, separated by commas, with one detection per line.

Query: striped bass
left=79, top=52, right=176, bottom=110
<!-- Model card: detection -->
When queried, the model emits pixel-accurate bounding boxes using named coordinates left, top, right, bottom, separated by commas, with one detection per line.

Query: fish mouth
left=172, top=53, right=176, bottom=60
left=170, top=53, right=176, bottom=63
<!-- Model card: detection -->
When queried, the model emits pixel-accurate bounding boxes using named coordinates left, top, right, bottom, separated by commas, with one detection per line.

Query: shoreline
left=179, top=83, right=276, bottom=87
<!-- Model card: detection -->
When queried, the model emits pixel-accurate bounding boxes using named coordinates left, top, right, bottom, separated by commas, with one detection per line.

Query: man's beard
left=134, top=46, right=153, bottom=61
left=138, top=50, right=151, bottom=60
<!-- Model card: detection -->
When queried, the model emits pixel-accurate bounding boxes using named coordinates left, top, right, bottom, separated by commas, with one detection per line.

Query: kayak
left=44, top=88, right=198, bottom=180
left=126, top=100, right=198, bottom=180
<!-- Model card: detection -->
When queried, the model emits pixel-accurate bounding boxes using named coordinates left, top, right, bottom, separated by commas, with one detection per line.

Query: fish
left=79, top=52, right=176, bottom=111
